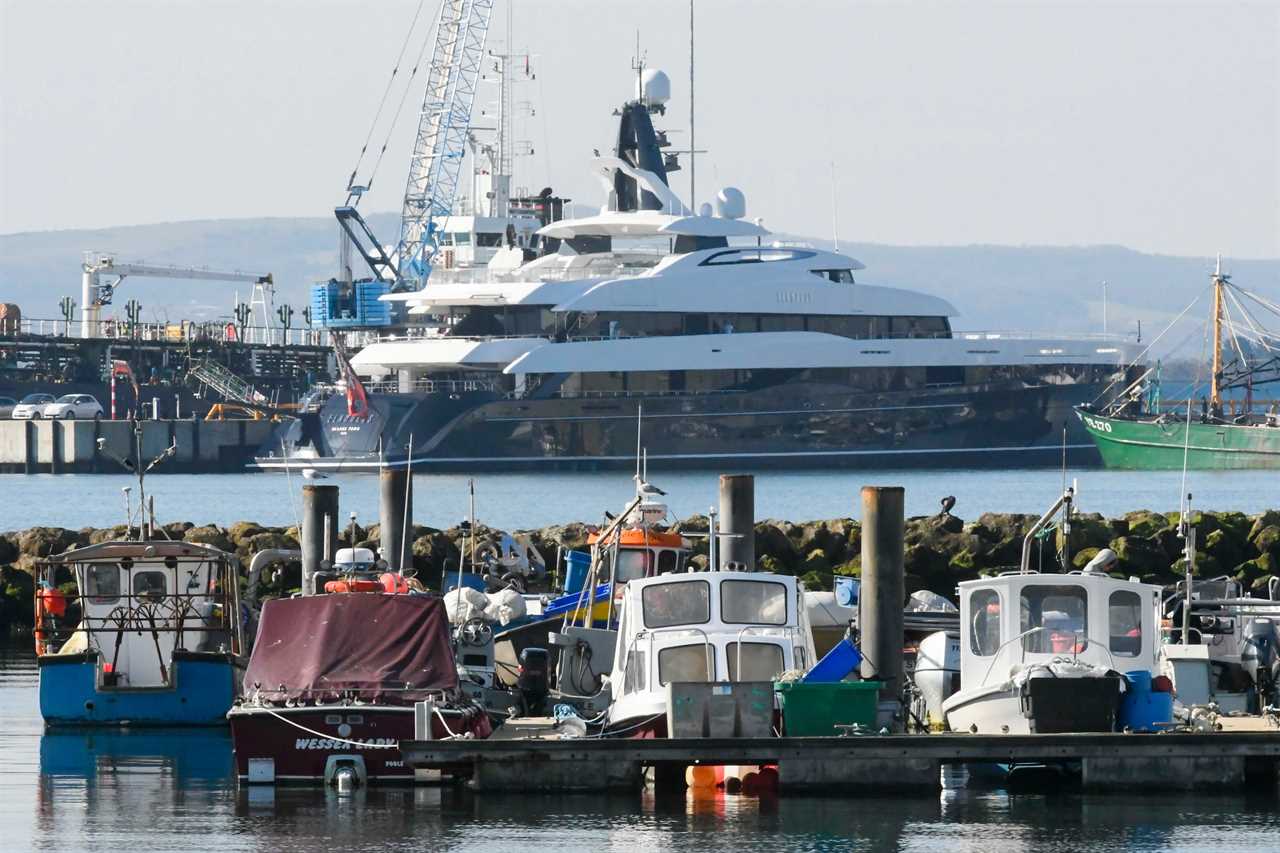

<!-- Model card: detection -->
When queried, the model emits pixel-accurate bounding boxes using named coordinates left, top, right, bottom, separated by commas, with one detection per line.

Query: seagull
left=301, top=468, right=328, bottom=480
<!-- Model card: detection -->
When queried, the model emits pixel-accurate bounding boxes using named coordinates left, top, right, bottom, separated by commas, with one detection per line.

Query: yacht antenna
left=689, top=0, right=696, bottom=209
left=1179, top=491, right=1195, bottom=645
left=634, top=403, right=644, bottom=484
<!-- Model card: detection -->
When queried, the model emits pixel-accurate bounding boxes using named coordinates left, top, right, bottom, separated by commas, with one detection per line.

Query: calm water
left=3, top=641, right=1280, bottom=851
left=0, top=467, right=1277, bottom=532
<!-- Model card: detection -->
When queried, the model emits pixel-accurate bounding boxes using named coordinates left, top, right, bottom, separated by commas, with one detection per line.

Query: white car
left=42, top=394, right=104, bottom=420
left=10, top=393, right=56, bottom=419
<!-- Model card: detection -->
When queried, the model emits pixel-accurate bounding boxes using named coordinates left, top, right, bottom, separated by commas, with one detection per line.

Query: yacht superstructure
left=258, top=69, right=1142, bottom=473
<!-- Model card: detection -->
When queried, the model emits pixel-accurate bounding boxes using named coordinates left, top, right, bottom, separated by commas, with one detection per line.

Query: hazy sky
left=2, top=0, right=1277, bottom=257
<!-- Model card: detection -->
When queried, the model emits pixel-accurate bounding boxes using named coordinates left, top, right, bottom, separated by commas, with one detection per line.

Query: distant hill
left=1, top=216, right=1276, bottom=357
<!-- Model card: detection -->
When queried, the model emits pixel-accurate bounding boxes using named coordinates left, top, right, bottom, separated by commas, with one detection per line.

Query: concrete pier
left=718, top=474, right=755, bottom=570
left=0, top=418, right=273, bottom=473
left=379, top=467, right=413, bottom=571
left=398, top=732, right=1280, bottom=794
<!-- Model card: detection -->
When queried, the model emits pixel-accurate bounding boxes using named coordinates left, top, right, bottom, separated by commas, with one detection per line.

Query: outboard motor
left=517, top=647, right=550, bottom=716
left=1241, top=617, right=1280, bottom=711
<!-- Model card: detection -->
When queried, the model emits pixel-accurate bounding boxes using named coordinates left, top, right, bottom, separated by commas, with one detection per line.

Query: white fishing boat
left=939, top=487, right=1163, bottom=734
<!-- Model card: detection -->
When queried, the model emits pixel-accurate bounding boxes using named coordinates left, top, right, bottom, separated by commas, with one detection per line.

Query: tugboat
left=1076, top=257, right=1280, bottom=469
left=228, top=555, right=490, bottom=786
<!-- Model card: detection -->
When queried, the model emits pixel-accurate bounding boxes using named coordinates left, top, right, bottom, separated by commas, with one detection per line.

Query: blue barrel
left=1118, top=670, right=1173, bottom=732
left=802, top=638, right=864, bottom=683
left=444, top=572, right=488, bottom=593
left=563, top=550, right=591, bottom=594
left=835, top=577, right=860, bottom=608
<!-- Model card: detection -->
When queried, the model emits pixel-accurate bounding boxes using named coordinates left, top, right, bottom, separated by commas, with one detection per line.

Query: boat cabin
left=958, top=570, right=1162, bottom=690
left=607, top=573, right=816, bottom=720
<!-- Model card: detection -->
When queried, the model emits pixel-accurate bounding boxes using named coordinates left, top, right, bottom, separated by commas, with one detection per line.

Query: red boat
left=229, top=593, right=490, bottom=785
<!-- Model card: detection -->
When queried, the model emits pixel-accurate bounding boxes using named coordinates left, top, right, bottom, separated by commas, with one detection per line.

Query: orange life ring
left=324, top=578, right=383, bottom=594
left=379, top=572, right=410, bottom=594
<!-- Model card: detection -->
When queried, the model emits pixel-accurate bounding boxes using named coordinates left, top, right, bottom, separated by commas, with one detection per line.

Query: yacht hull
left=258, top=379, right=1109, bottom=472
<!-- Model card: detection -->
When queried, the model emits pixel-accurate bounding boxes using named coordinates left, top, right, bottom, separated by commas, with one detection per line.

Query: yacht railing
left=362, top=378, right=502, bottom=394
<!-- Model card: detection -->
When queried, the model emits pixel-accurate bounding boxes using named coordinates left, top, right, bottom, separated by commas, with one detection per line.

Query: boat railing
left=626, top=626, right=715, bottom=686
left=362, top=377, right=503, bottom=394
left=732, top=625, right=793, bottom=682
left=979, top=627, right=1117, bottom=686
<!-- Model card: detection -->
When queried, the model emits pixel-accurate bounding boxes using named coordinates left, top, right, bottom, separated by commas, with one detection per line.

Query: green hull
left=1075, top=408, right=1280, bottom=470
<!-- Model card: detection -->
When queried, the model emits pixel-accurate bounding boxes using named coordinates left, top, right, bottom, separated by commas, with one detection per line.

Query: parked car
left=11, top=393, right=56, bottom=419
left=0, top=396, right=16, bottom=419
left=42, top=394, right=103, bottom=420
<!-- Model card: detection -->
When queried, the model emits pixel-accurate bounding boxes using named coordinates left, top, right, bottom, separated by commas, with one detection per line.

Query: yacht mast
left=1210, top=254, right=1226, bottom=410
left=689, top=0, right=696, bottom=210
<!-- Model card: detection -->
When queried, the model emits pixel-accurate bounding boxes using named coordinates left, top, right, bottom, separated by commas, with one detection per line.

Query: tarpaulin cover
left=244, top=594, right=458, bottom=704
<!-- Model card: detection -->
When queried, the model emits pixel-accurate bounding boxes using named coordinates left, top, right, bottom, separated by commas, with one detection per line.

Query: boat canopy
left=242, top=594, right=458, bottom=704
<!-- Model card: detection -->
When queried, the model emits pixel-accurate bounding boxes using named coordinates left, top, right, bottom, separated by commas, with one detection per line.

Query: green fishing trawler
left=1075, top=259, right=1280, bottom=470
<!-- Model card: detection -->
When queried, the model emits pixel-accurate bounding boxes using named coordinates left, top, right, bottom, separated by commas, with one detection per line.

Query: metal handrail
left=731, top=625, right=792, bottom=682
left=979, top=626, right=1117, bottom=686
left=644, top=626, right=715, bottom=686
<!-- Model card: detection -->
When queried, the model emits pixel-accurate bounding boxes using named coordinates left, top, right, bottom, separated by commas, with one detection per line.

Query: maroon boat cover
left=244, top=594, right=458, bottom=704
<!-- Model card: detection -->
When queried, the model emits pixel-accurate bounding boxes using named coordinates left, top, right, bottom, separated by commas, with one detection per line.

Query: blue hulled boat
left=35, top=540, right=246, bottom=726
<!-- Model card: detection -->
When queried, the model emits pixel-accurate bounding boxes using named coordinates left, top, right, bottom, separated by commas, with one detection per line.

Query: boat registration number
left=1081, top=416, right=1113, bottom=433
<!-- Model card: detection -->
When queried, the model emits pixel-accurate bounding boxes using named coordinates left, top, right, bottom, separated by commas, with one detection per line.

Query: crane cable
left=365, top=0, right=448, bottom=198
left=345, top=0, right=436, bottom=195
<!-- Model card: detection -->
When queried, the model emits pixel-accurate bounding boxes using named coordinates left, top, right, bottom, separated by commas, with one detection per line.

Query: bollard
left=859, top=485, right=905, bottom=716
left=380, top=467, right=412, bottom=572
left=718, top=474, right=755, bottom=571
left=301, top=484, right=340, bottom=596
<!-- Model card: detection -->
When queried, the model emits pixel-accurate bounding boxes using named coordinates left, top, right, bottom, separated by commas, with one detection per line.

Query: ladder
left=188, top=358, right=266, bottom=405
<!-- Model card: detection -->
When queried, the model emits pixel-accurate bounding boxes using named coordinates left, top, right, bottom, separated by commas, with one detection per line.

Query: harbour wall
left=0, top=418, right=273, bottom=474
left=3, top=507, right=1278, bottom=633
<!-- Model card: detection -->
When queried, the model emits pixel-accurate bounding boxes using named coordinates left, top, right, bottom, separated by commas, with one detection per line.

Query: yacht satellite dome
left=636, top=68, right=671, bottom=107
left=698, top=202, right=713, bottom=217
left=714, top=187, right=746, bottom=219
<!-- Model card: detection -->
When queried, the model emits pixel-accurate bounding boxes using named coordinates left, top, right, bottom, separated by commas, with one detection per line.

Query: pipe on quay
left=859, top=485, right=905, bottom=722
left=380, top=467, right=413, bottom=572
left=301, top=484, right=339, bottom=595
left=718, top=474, right=755, bottom=570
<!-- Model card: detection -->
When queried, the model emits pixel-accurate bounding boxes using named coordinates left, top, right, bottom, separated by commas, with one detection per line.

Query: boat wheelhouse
left=35, top=540, right=245, bottom=726
left=604, top=572, right=816, bottom=738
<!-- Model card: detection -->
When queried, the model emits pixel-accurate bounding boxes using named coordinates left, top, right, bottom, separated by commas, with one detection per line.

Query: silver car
left=11, top=393, right=56, bottom=419
left=43, top=394, right=104, bottom=420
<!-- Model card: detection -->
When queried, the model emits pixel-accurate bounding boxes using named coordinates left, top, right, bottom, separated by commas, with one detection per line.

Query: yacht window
left=656, top=549, right=678, bottom=574
left=623, top=649, right=646, bottom=694
left=700, top=249, right=816, bottom=266
left=759, top=315, right=805, bottom=333
left=727, top=642, right=786, bottom=682
left=642, top=580, right=710, bottom=628
left=969, top=589, right=1001, bottom=656
left=1021, top=586, right=1088, bottom=654
left=85, top=563, right=121, bottom=604
left=132, top=571, right=168, bottom=603
left=720, top=579, right=788, bottom=625
left=453, top=232, right=471, bottom=246
left=1109, top=590, right=1143, bottom=657
left=658, top=644, right=715, bottom=684
left=476, top=232, right=502, bottom=247
left=811, top=269, right=855, bottom=283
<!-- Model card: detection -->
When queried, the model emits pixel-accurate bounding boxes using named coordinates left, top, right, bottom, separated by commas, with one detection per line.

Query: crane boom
left=396, top=0, right=495, bottom=289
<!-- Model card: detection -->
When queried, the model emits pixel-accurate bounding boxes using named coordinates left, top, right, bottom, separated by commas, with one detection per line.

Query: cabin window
left=85, top=563, right=121, bottom=603
left=1020, top=586, right=1089, bottom=654
left=656, top=549, right=679, bottom=574
left=727, top=642, right=786, bottom=682
left=614, top=550, right=651, bottom=583
left=623, top=649, right=647, bottom=694
left=720, top=579, right=788, bottom=625
left=1109, top=590, right=1143, bottom=657
left=969, top=589, right=1001, bottom=656
left=642, top=581, right=710, bottom=628
left=476, top=232, right=502, bottom=247
left=658, top=644, right=715, bottom=684
left=133, top=571, right=167, bottom=603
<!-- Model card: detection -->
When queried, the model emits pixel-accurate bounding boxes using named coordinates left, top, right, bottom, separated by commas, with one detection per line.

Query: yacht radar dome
left=714, top=187, right=746, bottom=219
left=698, top=202, right=713, bottom=217
left=636, top=68, right=671, bottom=108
